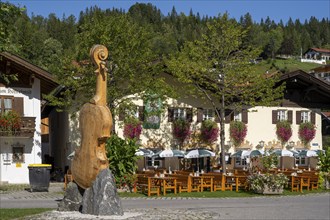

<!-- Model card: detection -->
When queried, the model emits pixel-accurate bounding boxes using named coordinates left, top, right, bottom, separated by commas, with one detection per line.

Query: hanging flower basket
left=123, top=117, right=142, bottom=140
left=276, top=121, right=292, bottom=146
left=173, top=118, right=191, bottom=147
left=200, top=120, right=219, bottom=144
left=229, top=121, right=247, bottom=147
left=298, top=122, right=316, bottom=148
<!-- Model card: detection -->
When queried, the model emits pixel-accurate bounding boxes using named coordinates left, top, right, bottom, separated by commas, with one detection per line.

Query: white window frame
left=296, top=157, right=306, bottom=166
left=277, top=110, right=287, bottom=121
left=125, top=106, right=139, bottom=119
left=0, top=96, right=14, bottom=114
left=234, top=111, right=242, bottom=121
left=203, top=109, right=214, bottom=121
left=173, top=108, right=186, bottom=120
left=301, top=111, right=310, bottom=123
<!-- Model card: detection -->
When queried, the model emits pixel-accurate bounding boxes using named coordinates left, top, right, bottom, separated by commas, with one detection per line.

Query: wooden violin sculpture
left=71, top=45, right=113, bottom=189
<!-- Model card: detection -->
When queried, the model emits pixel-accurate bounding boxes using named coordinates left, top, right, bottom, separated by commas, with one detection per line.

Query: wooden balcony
left=0, top=117, right=36, bottom=138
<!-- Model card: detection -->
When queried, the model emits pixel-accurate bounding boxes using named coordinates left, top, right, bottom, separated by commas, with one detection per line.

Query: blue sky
left=6, top=0, right=330, bottom=23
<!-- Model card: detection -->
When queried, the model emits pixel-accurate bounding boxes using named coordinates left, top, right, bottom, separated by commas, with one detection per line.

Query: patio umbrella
left=184, top=148, right=215, bottom=159
left=152, top=149, right=185, bottom=158
left=231, top=150, right=251, bottom=158
left=249, top=149, right=268, bottom=158
left=135, top=148, right=154, bottom=157
left=298, top=150, right=318, bottom=157
left=273, top=149, right=297, bottom=157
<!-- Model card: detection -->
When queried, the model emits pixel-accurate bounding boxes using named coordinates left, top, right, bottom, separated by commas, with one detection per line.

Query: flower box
left=256, top=185, right=284, bottom=195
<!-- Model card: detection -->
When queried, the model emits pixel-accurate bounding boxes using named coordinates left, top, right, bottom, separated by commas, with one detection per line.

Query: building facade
left=0, top=52, right=58, bottom=184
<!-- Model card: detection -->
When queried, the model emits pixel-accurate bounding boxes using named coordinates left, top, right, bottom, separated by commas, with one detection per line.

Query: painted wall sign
left=0, top=87, right=32, bottom=95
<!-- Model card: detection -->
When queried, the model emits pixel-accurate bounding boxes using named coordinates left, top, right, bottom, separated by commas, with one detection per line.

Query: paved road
left=1, top=185, right=329, bottom=220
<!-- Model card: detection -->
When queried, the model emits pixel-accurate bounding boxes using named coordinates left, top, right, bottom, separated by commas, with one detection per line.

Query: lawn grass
left=0, top=208, right=53, bottom=220
left=0, top=184, right=30, bottom=193
left=252, top=58, right=322, bottom=74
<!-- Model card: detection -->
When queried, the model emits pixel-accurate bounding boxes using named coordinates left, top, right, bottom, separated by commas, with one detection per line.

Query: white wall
left=0, top=79, right=42, bottom=184
left=114, top=95, right=323, bottom=154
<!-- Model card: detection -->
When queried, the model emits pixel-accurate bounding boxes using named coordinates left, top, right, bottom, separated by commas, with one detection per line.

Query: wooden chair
left=200, top=175, right=213, bottom=192
left=212, top=174, right=225, bottom=192
left=64, top=169, right=74, bottom=190
left=134, top=176, right=160, bottom=196
left=299, top=175, right=310, bottom=192
left=171, top=174, right=191, bottom=193
left=291, top=176, right=300, bottom=192
left=309, top=174, right=319, bottom=190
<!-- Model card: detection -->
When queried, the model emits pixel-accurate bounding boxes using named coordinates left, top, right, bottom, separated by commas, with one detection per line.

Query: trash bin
left=28, top=164, right=52, bottom=192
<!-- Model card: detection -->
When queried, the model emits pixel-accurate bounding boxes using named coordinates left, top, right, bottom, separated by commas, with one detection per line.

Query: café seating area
left=133, top=168, right=320, bottom=196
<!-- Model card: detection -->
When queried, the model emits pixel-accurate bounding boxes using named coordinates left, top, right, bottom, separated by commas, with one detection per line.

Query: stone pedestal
left=58, top=182, right=83, bottom=211
left=58, top=169, right=123, bottom=216
left=82, top=169, right=123, bottom=216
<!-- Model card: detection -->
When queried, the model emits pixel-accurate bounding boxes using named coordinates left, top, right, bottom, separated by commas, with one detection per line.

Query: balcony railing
left=0, top=117, right=36, bottom=138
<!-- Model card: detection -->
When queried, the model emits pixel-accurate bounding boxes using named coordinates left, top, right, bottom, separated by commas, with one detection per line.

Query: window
left=146, top=157, right=164, bottom=168
left=301, top=111, right=310, bottom=123
left=277, top=110, right=287, bottom=121
left=296, top=157, right=306, bottom=166
left=234, top=111, right=242, bottom=121
left=119, top=105, right=144, bottom=121
left=235, top=158, right=247, bottom=166
left=203, top=109, right=214, bottom=121
left=12, top=143, right=24, bottom=163
left=173, top=108, right=186, bottom=120
left=168, top=107, right=192, bottom=122
left=0, top=96, right=13, bottom=114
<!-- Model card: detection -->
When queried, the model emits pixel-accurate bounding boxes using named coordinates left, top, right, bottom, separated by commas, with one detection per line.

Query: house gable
left=278, top=70, right=330, bottom=109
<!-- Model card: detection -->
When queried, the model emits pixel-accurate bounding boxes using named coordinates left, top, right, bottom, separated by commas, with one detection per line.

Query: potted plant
left=123, top=117, right=142, bottom=140
left=248, top=149, right=288, bottom=194
left=276, top=121, right=292, bottom=147
left=200, top=120, right=219, bottom=145
left=229, top=121, right=247, bottom=147
left=298, top=122, right=316, bottom=149
left=172, top=118, right=191, bottom=149
left=0, top=111, right=21, bottom=136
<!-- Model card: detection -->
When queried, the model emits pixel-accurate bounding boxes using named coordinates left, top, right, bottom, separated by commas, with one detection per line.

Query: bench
left=135, top=176, right=160, bottom=196
left=170, top=174, right=191, bottom=193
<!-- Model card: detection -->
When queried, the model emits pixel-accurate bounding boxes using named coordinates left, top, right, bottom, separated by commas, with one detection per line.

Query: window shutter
left=186, top=108, right=193, bottom=122
left=225, top=109, right=232, bottom=124
left=168, top=107, right=174, bottom=122
left=272, top=110, right=278, bottom=124
left=138, top=106, right=144, bottom=121
left=242, top=109, right=248, bottom=123
left=13, top=97, right=24, bottom=116
left=311, top=112, right=316, bottom=124
left=288, top=110, right=293, bottom=124
left=296, top=111, right=301, bottom=124
left=197, top=108, right=203, bottom=123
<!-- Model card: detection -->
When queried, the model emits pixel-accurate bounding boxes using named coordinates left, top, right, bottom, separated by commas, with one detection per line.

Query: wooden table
left=190, top=175, right=214, bottom=192
left=223, top=175, right=247, bottom=192
left=150, top=176, right=177, bottom=196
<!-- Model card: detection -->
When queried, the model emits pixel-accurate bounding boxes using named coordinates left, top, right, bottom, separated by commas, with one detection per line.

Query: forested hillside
left=1, top=2, right=329, bottom=72
left=1, top=2, right=329, bottom=111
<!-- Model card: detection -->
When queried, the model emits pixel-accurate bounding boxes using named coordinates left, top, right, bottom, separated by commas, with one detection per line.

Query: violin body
left=71, top=45, right=112, bottom=189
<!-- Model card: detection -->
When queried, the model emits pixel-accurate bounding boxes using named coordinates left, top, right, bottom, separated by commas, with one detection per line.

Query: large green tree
left=46, top=10, right=174, bottom=125
left=166, top=14, right=284, bottom=172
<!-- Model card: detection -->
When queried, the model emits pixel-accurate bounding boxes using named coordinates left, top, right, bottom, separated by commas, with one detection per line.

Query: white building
left=46, top=69, right=330, bottom=172
left=0, top=52, right=58, bottom=184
